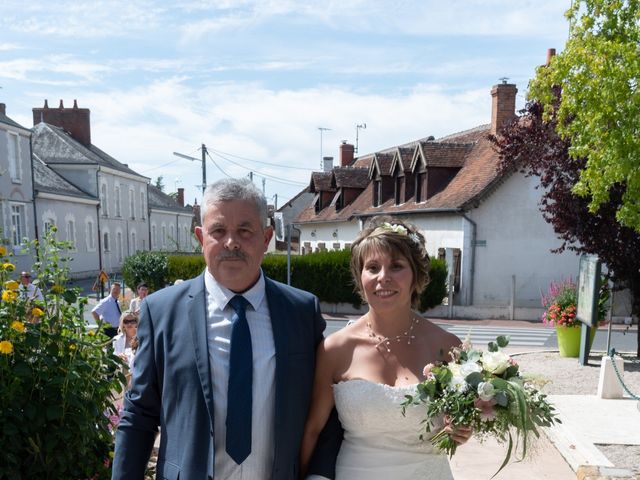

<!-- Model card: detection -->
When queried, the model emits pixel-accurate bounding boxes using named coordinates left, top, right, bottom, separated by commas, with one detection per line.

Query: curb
left=576, top=465, right=639, bottom=480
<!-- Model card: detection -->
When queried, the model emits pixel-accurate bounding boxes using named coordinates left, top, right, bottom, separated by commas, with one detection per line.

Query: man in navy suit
left=112, top=178, right=340, bottom=479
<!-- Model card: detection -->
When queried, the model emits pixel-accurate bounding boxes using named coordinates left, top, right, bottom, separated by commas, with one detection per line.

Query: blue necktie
left=226, top=295, right=252, bottom=464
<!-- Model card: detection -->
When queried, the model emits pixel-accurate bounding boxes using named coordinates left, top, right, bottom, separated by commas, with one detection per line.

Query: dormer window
left=395, top=176, right=402, bottom=205
left=336, top=191, right=344, bottom=211
left=415, top=171, right=426, bottom=203
left=373, top=180, right=381, bottom=207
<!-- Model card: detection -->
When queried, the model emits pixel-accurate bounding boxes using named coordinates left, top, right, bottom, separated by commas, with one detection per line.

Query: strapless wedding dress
left=333, top=379, right=453, bottom=480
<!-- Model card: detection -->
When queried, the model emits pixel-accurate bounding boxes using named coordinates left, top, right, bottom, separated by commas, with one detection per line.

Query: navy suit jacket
left=112, top=273, right=340, bottom=480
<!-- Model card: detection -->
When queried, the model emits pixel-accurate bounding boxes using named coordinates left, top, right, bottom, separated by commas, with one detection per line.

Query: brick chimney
left=32, top=99, right=91, bottom=146
left=0, top=103, right=5, bottom=116
left=546, top=48, right=556, bottom=66
left=177, top=188, right=185, bottom=207
left=490, top=81, right=517, bottom=135
left=339, top=141, right=354, bottom=166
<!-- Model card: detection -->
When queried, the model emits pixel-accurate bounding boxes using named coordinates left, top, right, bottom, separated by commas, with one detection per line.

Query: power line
left=140, top=158, right=181, bottom=173
left=207, top=147, right=315, bottom=172
left=206, top=151, right=233, bottom=178
left=207, top=150, right=307, bottom=187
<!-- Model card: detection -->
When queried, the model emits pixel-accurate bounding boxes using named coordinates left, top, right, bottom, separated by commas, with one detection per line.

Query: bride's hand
left=444, top=416, right=473, bottom=445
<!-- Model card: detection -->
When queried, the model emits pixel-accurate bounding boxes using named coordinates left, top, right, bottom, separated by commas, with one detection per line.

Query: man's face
left=111, top=284, right=121, bottom=298
left=195, top=199, right=273, bottom=293
left=20, top=274, right=30, bottom=286
left=137, top=286, right=148, bottom=299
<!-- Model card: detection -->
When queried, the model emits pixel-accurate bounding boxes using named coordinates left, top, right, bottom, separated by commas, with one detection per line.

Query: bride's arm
left=300, top=338, right=339, bottom=477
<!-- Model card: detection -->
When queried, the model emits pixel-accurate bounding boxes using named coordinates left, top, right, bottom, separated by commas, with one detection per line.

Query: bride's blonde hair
left=350, top=216, right=430, bottom=308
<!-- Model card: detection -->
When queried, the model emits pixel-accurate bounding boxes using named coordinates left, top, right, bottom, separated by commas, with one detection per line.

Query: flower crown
left=371, top=222, right=421, bottom=245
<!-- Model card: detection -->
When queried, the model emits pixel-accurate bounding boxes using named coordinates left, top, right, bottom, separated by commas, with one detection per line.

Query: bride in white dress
left=300, top=217, right=472, bottom=480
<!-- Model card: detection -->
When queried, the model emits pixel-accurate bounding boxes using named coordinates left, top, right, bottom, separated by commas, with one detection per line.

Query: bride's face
left=360, top=248, right=414, bottom=311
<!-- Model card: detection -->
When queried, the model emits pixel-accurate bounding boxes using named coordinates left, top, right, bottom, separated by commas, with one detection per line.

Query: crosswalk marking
left=439, top=324, right=554, bottom=347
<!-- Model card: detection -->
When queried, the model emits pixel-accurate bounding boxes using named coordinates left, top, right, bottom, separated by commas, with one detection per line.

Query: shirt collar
left=204, top=268, right=266, bottom=312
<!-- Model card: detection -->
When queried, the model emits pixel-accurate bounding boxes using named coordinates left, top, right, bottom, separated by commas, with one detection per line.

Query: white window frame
left=140, top=191, right=146, bottom=219
left=85, top=218, right=96, bottom=251
left=151, top=224, right=157, bottom=249
left=129, top=188, right=135, bottom=220
left=103, top=231, right=110, bottom=252
left=7, top=132, right=22, bottom=183
left=130, top=231, right=137, bottom=254
left=65, top=215, right=77, bottom=250
left=100, top=181, right=109, bottom=217
left=161, top=224, right=167, bottom=249
left=10, top=203, right=26, bottom=248
left=116, top=231, right=123, bottom=262
left=114, top=184, right=121, bottom=217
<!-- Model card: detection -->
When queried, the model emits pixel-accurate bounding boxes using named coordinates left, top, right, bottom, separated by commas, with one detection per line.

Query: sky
left=0, top=0, right=571, bottom=208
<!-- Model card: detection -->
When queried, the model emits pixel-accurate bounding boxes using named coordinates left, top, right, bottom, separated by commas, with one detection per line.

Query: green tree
left=154, top=175, right=165, bottom=192
left=529, top=0, right=640, bottom=232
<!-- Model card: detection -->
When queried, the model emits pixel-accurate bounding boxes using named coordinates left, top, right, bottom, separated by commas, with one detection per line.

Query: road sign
left=98, top=270, right=109, bottom=285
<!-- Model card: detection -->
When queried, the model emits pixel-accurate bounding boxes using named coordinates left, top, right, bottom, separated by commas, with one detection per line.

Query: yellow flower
left=11, top=321, right=25, bottom=333
left=31, top=307, right=45, bottom=318
left=69, top=343, right=77, bottom=351
left=0, top=340, right=13, bottom=355
left=109, top=451, right=115, bottom=459
left=2, top=262, right=15, bottom=272
left=2, top=290, right=17, bottom=303
left=88, top=330, right=96, bottom=336
left=50, top=284, right=64, bottom=294
left=0, top=245, right=7, bottom=257
left=4, top=280, right=19, bottom=291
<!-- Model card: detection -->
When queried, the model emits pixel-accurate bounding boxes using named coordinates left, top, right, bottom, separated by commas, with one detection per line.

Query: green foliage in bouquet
left=0, top=229, right=127, bottom=479
left=401, top=336, right=560, bottom=477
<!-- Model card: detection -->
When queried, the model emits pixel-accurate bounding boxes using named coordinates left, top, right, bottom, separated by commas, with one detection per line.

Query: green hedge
left=121, top=251, right=168, bottom=293
left=161, top=250, right=446, bottom=311
left=419, top=258, right=448, bottom=311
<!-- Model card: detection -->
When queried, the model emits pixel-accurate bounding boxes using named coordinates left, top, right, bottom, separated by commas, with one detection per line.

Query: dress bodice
left=332, top=379, right=453, bottom=480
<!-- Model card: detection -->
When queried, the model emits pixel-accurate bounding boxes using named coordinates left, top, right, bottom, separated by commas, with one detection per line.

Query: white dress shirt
left=204, top=269, right=276, bottom=480
left=91, top=295, right=121, bottom=328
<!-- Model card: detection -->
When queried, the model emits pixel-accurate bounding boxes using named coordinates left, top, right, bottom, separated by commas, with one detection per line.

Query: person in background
left=113, top=310, right=139, bottom=384
left=128, top=282, right=149, bottom=314
left=112, top=177, right=340, bottom=480
left=301, top=216, right=471, bottom=480
left=19, top=271, right=44, bottom=301
left=91, top=282, right=122, bottom=338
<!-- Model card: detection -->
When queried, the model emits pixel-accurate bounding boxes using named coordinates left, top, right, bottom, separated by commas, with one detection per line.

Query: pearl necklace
left=366, top=316, right=420, bottom=353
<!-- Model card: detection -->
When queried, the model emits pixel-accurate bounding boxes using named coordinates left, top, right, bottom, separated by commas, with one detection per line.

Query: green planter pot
left=556, top=325, right=597, bottom=357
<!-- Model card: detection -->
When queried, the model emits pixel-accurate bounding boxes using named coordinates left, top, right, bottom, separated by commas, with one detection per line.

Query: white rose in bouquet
left=481, top=350, right=511, bottom=375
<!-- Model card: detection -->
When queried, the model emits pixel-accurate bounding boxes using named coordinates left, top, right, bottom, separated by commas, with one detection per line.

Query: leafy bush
left=420, top=258, right=448, bottom=312
left=121, top=251, right=168, bottom=292
left=167, top=254, right=205, bottom=284
left=0, top=230, right=127, bottom=479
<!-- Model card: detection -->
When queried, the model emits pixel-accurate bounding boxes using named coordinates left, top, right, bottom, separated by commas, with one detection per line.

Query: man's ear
left=263, top=225, right=274, bottom=250
left=195, top=226, right=204, bottom=246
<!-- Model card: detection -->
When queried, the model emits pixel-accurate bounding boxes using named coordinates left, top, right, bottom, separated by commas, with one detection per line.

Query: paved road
left=325, top=319, right=637, bottom=353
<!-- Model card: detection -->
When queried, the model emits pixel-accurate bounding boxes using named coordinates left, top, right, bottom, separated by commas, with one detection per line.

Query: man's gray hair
left=201, top=178, right=269, bottom=226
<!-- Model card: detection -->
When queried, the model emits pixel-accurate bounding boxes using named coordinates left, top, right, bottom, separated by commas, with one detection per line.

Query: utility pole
left=173, top=144, right=208, bottom=194
left=318, top=127, right=331, bottom=169
left=201, top=143, right=207, bottom=194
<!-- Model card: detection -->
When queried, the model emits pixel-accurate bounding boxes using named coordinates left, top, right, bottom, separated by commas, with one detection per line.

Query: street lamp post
left=173, top=144, right=207, bottom=194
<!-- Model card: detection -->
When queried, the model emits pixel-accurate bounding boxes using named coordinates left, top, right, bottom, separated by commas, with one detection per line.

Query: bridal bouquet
left=401, top=336, right=559, bottom=475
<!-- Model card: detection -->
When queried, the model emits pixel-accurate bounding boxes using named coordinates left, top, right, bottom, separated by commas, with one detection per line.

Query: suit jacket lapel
left=188, top=273, right=215, bottom=426
left=264, top=278, right=289, bottom=437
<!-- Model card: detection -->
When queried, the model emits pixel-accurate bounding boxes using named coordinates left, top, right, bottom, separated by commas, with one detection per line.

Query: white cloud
left=63, top=77, right=492, bottom=206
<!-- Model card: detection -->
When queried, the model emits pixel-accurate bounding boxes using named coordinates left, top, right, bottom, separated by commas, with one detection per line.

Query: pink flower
left=423, top=363, right=435, bottom=378
left=474, top=397, right=497, bottom=422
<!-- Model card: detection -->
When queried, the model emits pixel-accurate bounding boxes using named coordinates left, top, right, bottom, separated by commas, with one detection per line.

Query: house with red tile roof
left=294, top=82, right=581, bottom=320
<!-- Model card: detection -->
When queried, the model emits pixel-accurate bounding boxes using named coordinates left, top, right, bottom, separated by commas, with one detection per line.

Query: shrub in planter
left=122, top=251, right=168, bottom=292
left=0, top=231, right=127, bottom=479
